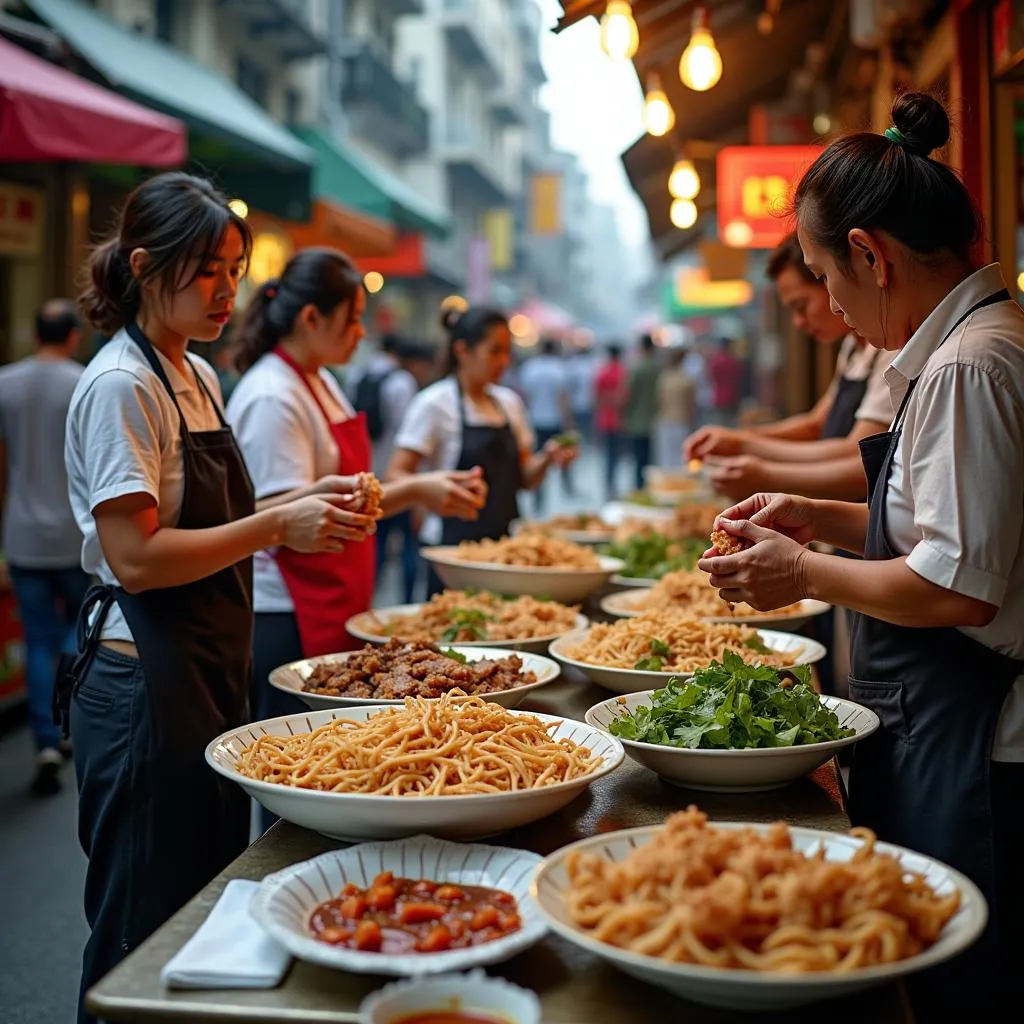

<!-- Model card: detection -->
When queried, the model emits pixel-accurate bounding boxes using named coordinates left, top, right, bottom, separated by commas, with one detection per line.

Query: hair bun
left=439, top=305, right=464, bottom=334
left=890, top=92, right=950, bottom=156
left=261, top=278, right=280, bottom=302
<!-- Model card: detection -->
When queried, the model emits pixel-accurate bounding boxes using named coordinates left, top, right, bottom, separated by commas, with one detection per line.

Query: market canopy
left=0, top=35, right=185, bottom=165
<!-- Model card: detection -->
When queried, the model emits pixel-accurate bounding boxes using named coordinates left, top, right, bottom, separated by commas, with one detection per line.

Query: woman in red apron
left=227, top=248, right=488, bottom=728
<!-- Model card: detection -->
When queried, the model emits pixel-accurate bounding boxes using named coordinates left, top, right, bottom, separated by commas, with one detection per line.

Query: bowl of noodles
left=600, top=569, right=831, bottom=629
left=529, top=808, right=986, bottom=1010
left=510, top=514, right=615, bottom=546
left=421, top=536, right=624, bottom=604
left=346, top=591, right=588, bottom=653
left=548, top=612, right=825, bottom=694
left=206, top=692, right=624, bottom=842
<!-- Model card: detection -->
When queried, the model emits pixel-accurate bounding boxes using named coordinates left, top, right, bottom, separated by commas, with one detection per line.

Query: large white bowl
left=345, top=603, right=589, bottom=654
left=600, top=591, right=832, bottom=631
left=268, top=645, right=562, bottom=711
left=421, top=546, right=624, bottom=604
left=584, top=690, right=878, bottom=792
left=250, top=835, right=547, bottom=976
left=205, top=706, right=624, bottom=842
left=548, top=628, right=826, bottom=695
left=530, top=823, right=988, bottom=1011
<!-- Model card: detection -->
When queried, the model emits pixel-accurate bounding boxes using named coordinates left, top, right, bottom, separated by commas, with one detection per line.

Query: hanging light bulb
left=668, top=158, right=700, bottom=200
left=642, top=73, right=675, bottom=137
left=599, top=1, right=639, bottom=62
left=670, top=198, right=698, bottom=230
left=679, top=6, right=723, bottom=92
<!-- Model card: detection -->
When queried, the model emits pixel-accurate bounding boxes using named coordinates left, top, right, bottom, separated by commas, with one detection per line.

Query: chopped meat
left=710, top=527, right=749, bottom=556
left=353, top=472, right=383, bottom=517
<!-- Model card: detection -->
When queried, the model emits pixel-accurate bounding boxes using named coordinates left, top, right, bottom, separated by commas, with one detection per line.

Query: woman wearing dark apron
left=386, top=306, right=578, bottom=595
left=700, top=93, right=1024, bottom=1019
left=227, top=249, right=490, bottom=731
left=61, top=176, right=376, bottom=1024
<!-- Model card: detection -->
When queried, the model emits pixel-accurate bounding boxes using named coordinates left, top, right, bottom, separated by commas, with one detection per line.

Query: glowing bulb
left=813, top=112, right=833, bottom=135
left=599, top=1, right=639, bottom=62
left=668, top=159, right=700, bottom=200
left=363, top=271, right=384, bottom=294
left=723, top=220, right=754, bottom=247
left=670, top=198, right=698, bottom=230
left=643, top=75, right=675, bottom=137
left=757, top=11, right=773, bottom=34
left=679, top=8, right=722, bottom=92
left=228, top=198, right=249, bottom=219
left=1017, top=271, right=1024, bottom=293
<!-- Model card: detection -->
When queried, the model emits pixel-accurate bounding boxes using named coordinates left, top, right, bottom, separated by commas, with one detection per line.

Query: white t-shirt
left=393, top=376, right=534, bottom=544
left=882, top=264, right=1024, bottom=761
left=565, top=354, right=598, bottom=415
left=65, top=330, right=224, bottom=642
left=346, top=354, right=418, bottom=476
left=226, top=352, right=355, bottom=614
left=518, top=354, right=569, bottom=430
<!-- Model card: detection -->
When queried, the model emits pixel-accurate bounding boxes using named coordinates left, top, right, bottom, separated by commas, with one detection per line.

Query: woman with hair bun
left=387, top=304, right=578, bottom=593
left=700, top=93, right=1024, bottom=1015
left=62, top=175, right=376, bottom=1023
left=227, top=249, right=488, bottom=727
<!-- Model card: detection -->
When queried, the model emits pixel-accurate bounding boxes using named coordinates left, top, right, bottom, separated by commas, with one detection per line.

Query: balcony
left=489, top=82, right=525, bottom=126
left=341, top=44, right=430, bottom=159
left=514, top=0, right=547, bottom=82
left=442, top=116, right=509, bottom=203
left=218, top=0, right=326, bottom=60
left=441, top=0, right=500, bottom=83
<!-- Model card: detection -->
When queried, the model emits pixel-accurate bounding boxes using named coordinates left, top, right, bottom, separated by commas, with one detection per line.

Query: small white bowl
left=360, top=969, right=541, bottom=1024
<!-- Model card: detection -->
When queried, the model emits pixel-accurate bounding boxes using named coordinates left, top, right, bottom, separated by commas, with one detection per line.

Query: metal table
left=87, top=673, right=910, bottom=1024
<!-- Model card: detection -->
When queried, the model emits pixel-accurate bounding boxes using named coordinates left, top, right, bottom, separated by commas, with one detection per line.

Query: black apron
left=440, top=380, right=523, bottom=545
left=848, top=288, right=1021, bottom=1017
left=821, top=340, right=878, bottom=440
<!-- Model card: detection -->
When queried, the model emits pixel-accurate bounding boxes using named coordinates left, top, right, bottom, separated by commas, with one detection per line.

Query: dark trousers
left=599, top=430, right=624, bottom=500
left=376, top=510, right=419, bottom=605
left=630, top=433, right=651, bottom=492
left=71, top=647, right=248, bottom=1024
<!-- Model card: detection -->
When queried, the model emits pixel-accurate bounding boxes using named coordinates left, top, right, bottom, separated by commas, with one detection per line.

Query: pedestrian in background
left=707, top=336, right=745, bottom=425
left=566, top=343, right=597, bottom=443
left=594, top=344, right=626, bottom=500
left=0, top=300, right=90, bottom=796
left=518, top=337, right=573, bottom=512
left=655, top=344, right=696, bottom=467
left=623, top=333, right=660, bottom=491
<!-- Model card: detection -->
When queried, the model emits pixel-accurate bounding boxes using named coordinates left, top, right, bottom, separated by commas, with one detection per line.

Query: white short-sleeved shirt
left=393, top=376, right=534, bottom=544
left=882, top=264, right=1024, bottom=761
left=825, top=334, right=896, bottom=426
left=65, top=330, right=224, bottom=642
left=226, top=352, right=355, bottom=613
left=518, top=354, right=569, bottom=430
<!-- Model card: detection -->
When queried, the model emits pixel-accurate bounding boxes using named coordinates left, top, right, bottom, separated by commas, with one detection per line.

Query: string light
left=228, top=198, right=249, bottom=219
left=668, top=158, right=700, bottom=200
left=363, top=271, right=384, bottom=294
left=679, top=6, right=723, bottom=92
left=642, top=73, right=675, bottom=137
left=599, top=1, right=639, bottom=62
left=670, top=198, right=698, bottom=230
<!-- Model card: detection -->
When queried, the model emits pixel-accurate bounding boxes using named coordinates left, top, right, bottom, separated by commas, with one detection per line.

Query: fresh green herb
left=441, top=647, right=469, bottom=664
left=439, top=608, right=495, bottom=643
left=743, top=635, right=771, bottom=654
left=651, top=637, right=671, bottom=657
left=634, top=655, right=664, bottom=671
left=608, top=652, right=854, bottom=750
left=625, top=490, right=657, bottom=507
left=600, top=533, right=705, bottom=580
left=553, top=431, right=580, bottom=447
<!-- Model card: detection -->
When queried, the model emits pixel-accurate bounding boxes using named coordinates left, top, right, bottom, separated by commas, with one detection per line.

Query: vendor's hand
left=684, top=425, right=744, bottom=460
left=716, top=493, right=817, bottom=547
left=543, top=440, right=579, bottom=468
left=311, top=474, right=360, bottom=499
left=703, top=454, right=770, bottom=502
left=280, top=495, right=377, bottom=553
left=697, top=520, right=811, bottom=611
left=418, top=468, right=489, bottom=521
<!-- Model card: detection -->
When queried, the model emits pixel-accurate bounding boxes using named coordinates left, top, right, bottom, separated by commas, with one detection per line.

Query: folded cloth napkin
left=160, top=879, right=291, bottom=989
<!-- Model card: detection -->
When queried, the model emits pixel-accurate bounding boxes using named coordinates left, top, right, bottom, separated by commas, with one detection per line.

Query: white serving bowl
left=361, top=969, right=541, bottom=1024
left=549, top=627, right=825, bottom=695
left=420, top=546, right=624, bottom=604
left=584, top=690, right=878, bottom=792
left=269, top=645, right=562, bottom=711
left=600, top=501, right=675, bottom=527
left=510, top=517, right=615, bottom=546
left=251, top=836, right=547, bottom=976
left=205, top=706, right=624, bottom=842
left=600, top=591, right=832, bottom=631
left=530, top=824, right=987, bottom=1011
left=345, top=603, right=589, bottom=654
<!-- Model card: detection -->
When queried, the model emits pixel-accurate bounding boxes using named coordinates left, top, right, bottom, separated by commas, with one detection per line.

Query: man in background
left=623, top=334, right=660, bottom=492
left=519, top=338, right=573, bottom=512
left=655, top=345, right=696, bottom=467
left=707, top=337, right=745, bottom=426
left=0, top=300, right=90, bottom=796
left=594, top=345, right=627, bottom=500
left=565, top=344, right=597, bottom=444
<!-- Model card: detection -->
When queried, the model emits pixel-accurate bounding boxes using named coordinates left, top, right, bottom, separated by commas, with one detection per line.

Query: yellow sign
left=0, top=184, right=44, bottom=257
left=483, top=208, right=514, bottom=272
left=530, top=173, right=561, bottom=235
left=740, top=175, right=790, bottom=219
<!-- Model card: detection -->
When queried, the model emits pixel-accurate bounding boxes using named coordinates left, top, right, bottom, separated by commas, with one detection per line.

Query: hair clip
left=883, top=126, right=908, bottom=147
left=264, top=286, right=278, bottom=300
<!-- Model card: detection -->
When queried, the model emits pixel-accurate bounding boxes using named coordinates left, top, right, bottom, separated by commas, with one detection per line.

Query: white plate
left=600, top=591, right=832, bottom=630
left=269, top=646, right=562, bottom=711
left=421, top=547, right=624, bottom=604
left=345, top=603, right=589, bottom=654
left=548, top=628, right=826, bottom=695
left=251, top=836, right=547, bottom=976
left=584, top=690, right=878, bottom=792
left=609, top=574, right=658, bottom=589
left=510, top=518, right=615, bottom=546
left=530, top=824, right=988, bottom=1011
left=206, top=706, right=624, bottom=842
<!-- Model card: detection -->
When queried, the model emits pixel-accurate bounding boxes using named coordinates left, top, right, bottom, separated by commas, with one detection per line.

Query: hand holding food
left=719, top=492, right=818, bottom=547
left=684, top=425, right=744, bottom=460
left=418, top=468, right=488, bottom=520
left=352, top=471, right=383, bottom=517
left=710, top=526, right=750, bottom=556
left=280, top=494, right=378, bottom=553
left=703, top=454, right=769, bottom=501
left=543, top=437, right=579, bottom=468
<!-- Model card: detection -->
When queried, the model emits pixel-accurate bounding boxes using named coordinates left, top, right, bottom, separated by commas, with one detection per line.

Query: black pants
left=599, top=430, right=624, bottom=500
left=630, top=433, right=651, bottom=492
left=71, top=647, right=247, bottom=1024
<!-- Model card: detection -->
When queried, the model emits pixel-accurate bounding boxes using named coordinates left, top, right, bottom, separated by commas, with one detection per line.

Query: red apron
left=272, top=347, right=375, bottom=657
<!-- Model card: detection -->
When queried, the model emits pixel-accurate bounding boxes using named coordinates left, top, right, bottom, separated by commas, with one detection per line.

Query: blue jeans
left=9, top=564, right=90, bottom=752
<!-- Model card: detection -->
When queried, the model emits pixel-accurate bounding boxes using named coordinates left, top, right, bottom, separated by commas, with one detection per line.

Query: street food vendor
left=227, top=248, right=488, bottom=721
left=386, top=305, right=578, bottom=594
left=61, top=174, right=376, bottom=1024
left=700, top=93, right=1024, bottom=1018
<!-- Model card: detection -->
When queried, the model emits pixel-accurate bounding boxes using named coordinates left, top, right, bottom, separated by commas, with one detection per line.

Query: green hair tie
left=884, top=126, right=908, bottom=146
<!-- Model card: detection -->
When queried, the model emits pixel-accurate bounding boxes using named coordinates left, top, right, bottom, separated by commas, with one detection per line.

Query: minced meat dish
left=302, top=639, right=535, bottom=700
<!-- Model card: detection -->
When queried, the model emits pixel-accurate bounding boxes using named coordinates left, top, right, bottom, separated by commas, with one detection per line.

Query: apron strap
left=453, top=376, right=511, bottom=429
left=272, top=346, right=343, bottom=430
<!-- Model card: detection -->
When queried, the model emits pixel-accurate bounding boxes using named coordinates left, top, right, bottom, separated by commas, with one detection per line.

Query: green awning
left=294, top=127, right=450, bottom=239
left=23, top=0, right=315, bottom=176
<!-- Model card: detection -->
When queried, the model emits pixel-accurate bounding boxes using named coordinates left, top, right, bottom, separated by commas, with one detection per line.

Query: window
left=236, top=56, right=269, bottom=108
left=285, top=88, right=302, bottom=126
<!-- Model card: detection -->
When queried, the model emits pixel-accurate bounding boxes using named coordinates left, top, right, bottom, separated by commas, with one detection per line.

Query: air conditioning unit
left=850, top=0, right=932, bottom=49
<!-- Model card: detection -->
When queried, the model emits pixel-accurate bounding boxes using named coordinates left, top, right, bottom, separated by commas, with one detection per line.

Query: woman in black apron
left=386, top=306, right=577, bottom=595
left=699, top=93, right=1024, bottom=1018
left=61, top=174, right=376, bottom=1024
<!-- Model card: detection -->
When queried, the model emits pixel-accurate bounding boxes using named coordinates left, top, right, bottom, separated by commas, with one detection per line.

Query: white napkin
left=161, top=879, right=291, bottom=990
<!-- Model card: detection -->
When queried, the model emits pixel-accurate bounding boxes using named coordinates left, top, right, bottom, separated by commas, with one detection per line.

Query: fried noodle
left=453, top=534, right=600, bottom=569
left=625, top=569, right=803, bottom=620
